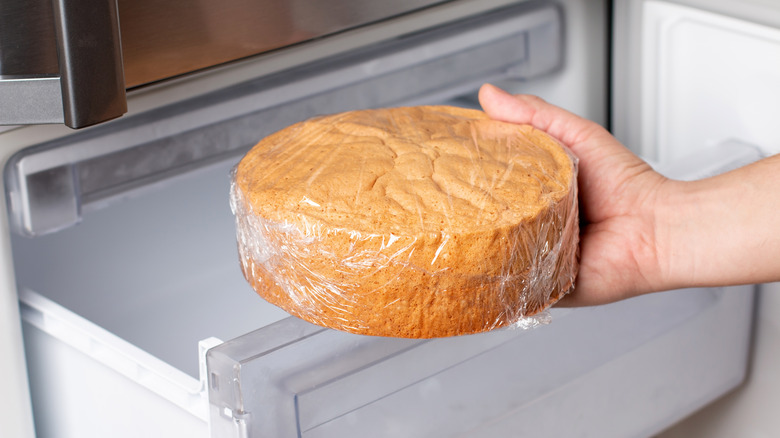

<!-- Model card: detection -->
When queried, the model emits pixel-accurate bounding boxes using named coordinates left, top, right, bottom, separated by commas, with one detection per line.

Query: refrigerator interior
left=1, top=0, right=762, bottom=437
left=14, top=158, right=288, bottom=379
left=12, top=157, right=755, bottom=437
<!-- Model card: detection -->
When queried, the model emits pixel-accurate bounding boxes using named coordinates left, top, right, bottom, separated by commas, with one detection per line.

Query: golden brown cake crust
left=232, top=106, right=579, bottom=338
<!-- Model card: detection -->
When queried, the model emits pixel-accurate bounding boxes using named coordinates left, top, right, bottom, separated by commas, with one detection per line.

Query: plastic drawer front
left=207, top=286, right=753, bottom=438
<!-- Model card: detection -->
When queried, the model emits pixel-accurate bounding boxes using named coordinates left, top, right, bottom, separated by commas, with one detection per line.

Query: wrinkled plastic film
left=230, top=106, right=579, bottom=338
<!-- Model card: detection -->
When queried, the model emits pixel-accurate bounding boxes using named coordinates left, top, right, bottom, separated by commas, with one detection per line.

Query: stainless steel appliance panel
left=0, top=0, right=452, bottom=127
left=118, top=0, right=452, bottom=88
left=0, top=0, right=126, bottom=128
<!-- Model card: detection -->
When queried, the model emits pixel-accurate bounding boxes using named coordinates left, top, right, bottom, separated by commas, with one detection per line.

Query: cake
left=231, top=105, right=579, bottom=338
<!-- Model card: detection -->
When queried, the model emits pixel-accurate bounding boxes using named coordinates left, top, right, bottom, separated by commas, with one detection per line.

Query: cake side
left=231, top=162, right=578, bottom=338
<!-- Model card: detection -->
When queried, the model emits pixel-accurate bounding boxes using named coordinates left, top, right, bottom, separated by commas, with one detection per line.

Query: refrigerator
left=0, top=0, right=777, bottom=436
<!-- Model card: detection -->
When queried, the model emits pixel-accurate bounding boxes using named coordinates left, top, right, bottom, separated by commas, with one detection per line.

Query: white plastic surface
left=0, top=157, right=35, bottom=438
left=627, top=2, right=780, bottom=436
left=641, top=0, right=780, bottom=162
left=13, top=158, right=290, bottom=437
left=20, top=289, right=210, bottom=438
left=654, top=139, right=765, bottom=181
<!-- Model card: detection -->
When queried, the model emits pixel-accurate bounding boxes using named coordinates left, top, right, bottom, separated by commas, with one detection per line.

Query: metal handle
left=0, top=0, right=127, bottom=128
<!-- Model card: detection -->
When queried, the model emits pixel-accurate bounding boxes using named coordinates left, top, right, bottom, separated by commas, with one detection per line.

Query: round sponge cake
left=231, top=105, right=578, bottom=338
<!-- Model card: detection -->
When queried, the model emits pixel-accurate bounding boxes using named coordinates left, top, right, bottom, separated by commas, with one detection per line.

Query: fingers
left=479, top=83, right=658, bottom=214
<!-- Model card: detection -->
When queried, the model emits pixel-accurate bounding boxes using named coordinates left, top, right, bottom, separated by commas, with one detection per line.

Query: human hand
left=479, top=84, right=673, bottom=306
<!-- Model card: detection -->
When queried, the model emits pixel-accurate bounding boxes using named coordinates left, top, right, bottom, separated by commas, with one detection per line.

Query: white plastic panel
left=621, top=3, right=780, bottom=436
left=20, top=289, right=211, bottom=438
left=641, top=0, right=780, bottom=162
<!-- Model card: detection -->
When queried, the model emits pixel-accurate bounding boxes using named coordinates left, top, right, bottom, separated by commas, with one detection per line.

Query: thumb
left=478, top=83, right=606, bottom=154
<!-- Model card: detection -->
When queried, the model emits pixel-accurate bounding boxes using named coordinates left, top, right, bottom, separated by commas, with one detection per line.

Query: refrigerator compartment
left=19, top=275, right=753, bottom=438
left=5, top=1, right=561, bottom=237
left=13, top=158, right=281, bottom=438
left=12, top=159, right=288, bottom=379
left=13, top=147, right=754, bottom=438
left=6, top=2, right=759, bottom=436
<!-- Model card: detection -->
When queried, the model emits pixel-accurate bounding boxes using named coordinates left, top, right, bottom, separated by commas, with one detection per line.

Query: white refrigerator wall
left=613, top=1, right=780, bottom=436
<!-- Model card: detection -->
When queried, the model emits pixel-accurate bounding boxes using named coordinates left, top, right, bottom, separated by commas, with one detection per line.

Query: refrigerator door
left=613, top=0, right=780, bottom=160
left=612, top=1, right=780, bottom=436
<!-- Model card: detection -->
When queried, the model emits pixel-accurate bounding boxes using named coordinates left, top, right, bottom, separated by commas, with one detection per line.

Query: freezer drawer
left=14, top=152, right=754, bottom=438
left=18, top=257, right=753, bottom=438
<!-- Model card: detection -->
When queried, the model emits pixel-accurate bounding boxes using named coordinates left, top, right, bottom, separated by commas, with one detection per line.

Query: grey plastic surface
left=0, top=77, right=64, bottom=124
left=206, top=287, right=752, bottom=438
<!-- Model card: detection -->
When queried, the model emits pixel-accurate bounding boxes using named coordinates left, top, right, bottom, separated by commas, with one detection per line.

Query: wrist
left=656, top=157, right=780, bottom=289
left=652, top=178, right=699, bottom=291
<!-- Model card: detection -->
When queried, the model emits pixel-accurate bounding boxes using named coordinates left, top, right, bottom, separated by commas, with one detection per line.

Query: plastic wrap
left=230, top=106, right=578, bottom=338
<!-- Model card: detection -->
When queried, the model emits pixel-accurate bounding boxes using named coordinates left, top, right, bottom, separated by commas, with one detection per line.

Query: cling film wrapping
left=230, top=105, right=579, bottom=338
